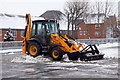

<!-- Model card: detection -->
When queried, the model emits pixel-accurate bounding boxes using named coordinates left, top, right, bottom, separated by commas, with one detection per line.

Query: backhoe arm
left=22, top=14, right=32, bottom=54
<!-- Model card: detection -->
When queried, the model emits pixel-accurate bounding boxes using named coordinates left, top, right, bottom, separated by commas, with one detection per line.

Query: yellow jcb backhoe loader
left=22, top=14, right=104, bottom=61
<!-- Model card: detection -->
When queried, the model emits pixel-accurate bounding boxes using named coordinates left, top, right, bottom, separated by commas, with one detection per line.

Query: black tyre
left=50, top=47, right=63, bottom=61
left=27, top=42, right=42, bottom=57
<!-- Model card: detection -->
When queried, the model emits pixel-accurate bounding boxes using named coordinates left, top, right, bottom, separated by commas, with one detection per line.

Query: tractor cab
left=31, top=20, right=59, bottom=45
left=22, top=14, right=104, bottom=61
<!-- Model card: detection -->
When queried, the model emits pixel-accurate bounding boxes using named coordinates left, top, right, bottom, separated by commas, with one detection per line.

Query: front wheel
left=28, top=42, right=42, bottom=57
left=50, top=47, right=63, bottom=61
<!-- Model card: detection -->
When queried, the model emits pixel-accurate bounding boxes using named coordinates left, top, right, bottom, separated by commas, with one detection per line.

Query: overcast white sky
left=0, top=0, right=119, bottom=16
left=0, top=0, right=68, bottom=16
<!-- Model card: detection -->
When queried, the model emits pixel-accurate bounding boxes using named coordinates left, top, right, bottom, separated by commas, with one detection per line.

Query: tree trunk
left=71, top=17, right=74, bottom=37
left=67, top=14, right=70, bottom=36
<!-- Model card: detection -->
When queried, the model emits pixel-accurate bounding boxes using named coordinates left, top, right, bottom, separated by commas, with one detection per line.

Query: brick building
left=76, top=14, right=118, bottom=39
left=0, top=13, right=25, bottom=42
left=0, top=28, right=24, bottom=41
left=41, top=11, right=118, bottom=39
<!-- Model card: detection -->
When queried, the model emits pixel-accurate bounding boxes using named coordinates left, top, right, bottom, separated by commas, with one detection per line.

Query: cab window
left=31, top=23, right=36, bottom=36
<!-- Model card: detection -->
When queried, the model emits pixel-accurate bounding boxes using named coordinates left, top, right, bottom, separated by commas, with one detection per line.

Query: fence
left=0, top=41, right=22, bottom=50
left=77, top=38, right=119, bottom=45
left=0, top=38, right=119, bottom=50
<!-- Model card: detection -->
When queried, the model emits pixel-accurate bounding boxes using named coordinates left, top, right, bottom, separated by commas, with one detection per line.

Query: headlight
left=73, top=41, right=79, bottom=47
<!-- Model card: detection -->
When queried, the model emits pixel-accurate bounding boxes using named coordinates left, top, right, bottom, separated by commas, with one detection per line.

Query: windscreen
left=32, top=21, right=58, bottom=36
left=49, top=22, right=58, bottom=34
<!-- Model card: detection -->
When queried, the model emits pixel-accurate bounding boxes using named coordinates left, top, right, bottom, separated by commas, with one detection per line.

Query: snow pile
left=0, top=49, right=22, bottom=53
left=47, top=62, right=117, bottom=68
left=11, top=55, right=51, bottom=63
left=0, top=14, right=25, bottom=29
left=98, top=42, right=118, bottom=58
left=45, top=66, right=79, bottom=71
left=98, top=42, right=118, bottom=49
left=1, top=42, right=117, bottom=64
left=11, top=54, right=82, bottom=64
left=3, top=52, right=15, bottom=55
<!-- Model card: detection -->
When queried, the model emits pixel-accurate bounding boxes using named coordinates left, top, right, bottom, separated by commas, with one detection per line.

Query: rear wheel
left=28, top=42, right=42, bottom=57
left=50, top=47, right=63, bottom=61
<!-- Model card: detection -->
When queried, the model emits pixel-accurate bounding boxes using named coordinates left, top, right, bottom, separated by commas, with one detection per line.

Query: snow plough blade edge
left=79, top=45, right=104, bottom=61
left=67, top=45, right=104, bottom=61
left=79, top=53, right=104, bottom=61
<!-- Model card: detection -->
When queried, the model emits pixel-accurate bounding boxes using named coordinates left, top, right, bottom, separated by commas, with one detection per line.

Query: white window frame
left=95, top=31, right=100, bottom=37
left=11, top=30, right=17, bottom=37
left=21, top=31, right=24, bottom=36
left=79, top=27, right=81, bottom=30
left=84, top=31, right=86, bottom=35
left=80, top=31, right=82, bottom=35
left=95, top=24, right=100, bottom=29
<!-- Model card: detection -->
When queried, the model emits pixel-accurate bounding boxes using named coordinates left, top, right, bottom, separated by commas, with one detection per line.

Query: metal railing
left=0, top=38, right=119, bottom=50
left=0, top=41, right=22, bottom=50
left=77, top=38, right=119, bottom=45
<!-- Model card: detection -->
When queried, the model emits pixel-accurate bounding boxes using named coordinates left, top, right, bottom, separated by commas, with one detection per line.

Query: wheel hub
left=52, top=50, right=59, bottom=58
left=30, top=45, right=37, bottom=55
left=54, top=52, right=59, bottom=56
left=32, top=48, right=37, bottom=52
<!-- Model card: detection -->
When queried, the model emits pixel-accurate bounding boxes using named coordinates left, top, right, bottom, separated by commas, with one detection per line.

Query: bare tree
left=88, top=0, right=116, bottom=38
left=64, top=0, right=89, bottom=38
left=104, top=0, right=116, bottom=17
left=88, top=0, right=116, bottom=26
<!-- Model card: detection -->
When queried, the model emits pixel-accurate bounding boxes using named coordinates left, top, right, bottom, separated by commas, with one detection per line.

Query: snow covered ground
left=1, top=42, right=119, bottom=65
left=0, top=49, right=22, bottom=53
left=1, top=42, right=119, bottom=78
left=0, top=42, right=119, bottom=64
left=1, top=42, right=118, bottom=58
left=98, top=42, right=119, bottom=58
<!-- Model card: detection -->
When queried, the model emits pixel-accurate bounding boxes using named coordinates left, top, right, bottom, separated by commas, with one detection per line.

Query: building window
left=79, top=27, right=81, bottom=30
left=69, top=31, right=72, bottom=36
left=84, top=31, right=86, bottom=35
left=11, top=30, right=17, bottom=37
left=21, top=31, right=24, bottom=36
left=80, top=31, right=82, bottom=35
left=95, top=24, right=100, bottom=29
left=0, top=30, right=2, bottom=36
left=95, top=31, right=100, bottom=37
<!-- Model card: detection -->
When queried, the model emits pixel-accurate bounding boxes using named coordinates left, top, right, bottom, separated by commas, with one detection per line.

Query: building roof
left=0, top=13, right=26, bottom=29
left=0, top=13, right=46, bottom=29
left=40, top=10, right=68, bottom=30
left=40, top=10, right=65, bottom=20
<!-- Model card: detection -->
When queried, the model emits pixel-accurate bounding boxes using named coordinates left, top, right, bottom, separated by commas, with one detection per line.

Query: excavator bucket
left=79, top=45, right=104, bottom=61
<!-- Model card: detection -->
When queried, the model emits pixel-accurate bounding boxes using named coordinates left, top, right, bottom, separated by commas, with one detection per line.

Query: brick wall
left=77, top=21, right=89, bottom=39
left=0, top=28, right=24, bottom=42
left=0, top=41, right=22, bottom=50
left=77, top=15, right=118, bottom=39
left=77, top=22, right=97, bottom=39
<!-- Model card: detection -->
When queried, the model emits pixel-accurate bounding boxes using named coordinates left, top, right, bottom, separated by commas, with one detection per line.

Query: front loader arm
left=22, top=14, right=32, bottom=54
left=63, top=34, right=84, bottom=51
left=50, top=34, right=84, bottom=53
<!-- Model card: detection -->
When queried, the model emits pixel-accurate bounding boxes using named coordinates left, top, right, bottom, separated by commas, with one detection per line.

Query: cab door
left=31, top=22, right=47, bottom=45
left=37, top=23, right=47, bottom=45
